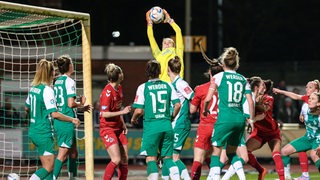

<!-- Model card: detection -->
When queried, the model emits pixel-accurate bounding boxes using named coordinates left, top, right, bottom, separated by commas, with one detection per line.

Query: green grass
left=200, top=172, right=319, bottom=179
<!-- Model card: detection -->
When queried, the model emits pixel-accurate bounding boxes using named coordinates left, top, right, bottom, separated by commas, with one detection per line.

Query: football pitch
left=199, top=173, right=319, bottom=180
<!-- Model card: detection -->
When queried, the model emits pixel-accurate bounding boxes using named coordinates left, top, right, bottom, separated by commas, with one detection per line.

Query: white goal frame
left=0, top=1, right=94, bottom=179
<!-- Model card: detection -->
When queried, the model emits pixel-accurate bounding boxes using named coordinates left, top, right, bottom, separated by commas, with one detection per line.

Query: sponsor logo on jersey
left=184, top=86, right=192, bottom=94
left=101, top=106, right=108, bottom=110
left=71, top=86, right=75, bottom=92
left=134, top=95, right=139, bottom=102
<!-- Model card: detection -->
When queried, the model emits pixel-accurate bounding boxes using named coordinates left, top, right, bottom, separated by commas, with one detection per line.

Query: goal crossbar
left=0, top=1, right=90, bottom=27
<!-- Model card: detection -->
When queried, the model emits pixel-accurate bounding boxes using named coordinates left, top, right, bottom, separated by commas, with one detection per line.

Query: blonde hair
left=309, top=79, right=320, bottom=91
left=105, top=63, right=123, bottom=82
left=32, top=59, right=54, bottom=86
left=220, top=47, right=239, bottom=70
left=162, top=38, right=175, bottom=47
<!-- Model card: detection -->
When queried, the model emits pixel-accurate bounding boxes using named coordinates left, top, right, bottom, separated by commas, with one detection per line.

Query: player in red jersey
left=246, top=78, right=285, bottom=180
left=99, top=63, right=131, bottom=180
left=273, top=80, right=320, bottom=180
left=189, top=60, right=223, bottom=180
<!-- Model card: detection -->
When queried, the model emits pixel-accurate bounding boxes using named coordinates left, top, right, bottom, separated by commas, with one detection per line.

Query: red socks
left=191, top=161, right=202, bottom=180
left=247, top=151, right=264, bottom=173
left=298, top=152, right=309, bottom=172
left=118, top=163, right=128, bottom=180
left=104, top=161, right=117, bottom=180
left=272, top=151, right=284, bottom=180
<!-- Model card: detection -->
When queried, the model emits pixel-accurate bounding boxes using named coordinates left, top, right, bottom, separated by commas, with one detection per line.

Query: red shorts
left=194, top=124, right=214, bottom=150
left=248, top=128, right=281, bottom=145
left=100, top=129, right=128, bottom=150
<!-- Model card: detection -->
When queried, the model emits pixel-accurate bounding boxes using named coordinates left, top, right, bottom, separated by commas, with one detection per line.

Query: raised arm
left=272, top=88, right=302, bottom=100
left=163, top=9, right=184, bottom=78
left=146, top=10, right=161, bottom=58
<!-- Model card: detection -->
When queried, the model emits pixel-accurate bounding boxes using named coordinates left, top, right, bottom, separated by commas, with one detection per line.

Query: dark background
left=69, top=0, right=320, bottom=63
left=5, top=0, right=320, bottom=86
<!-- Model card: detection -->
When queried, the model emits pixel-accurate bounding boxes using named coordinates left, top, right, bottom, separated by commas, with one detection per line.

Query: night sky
left=62, top=0, right=320, bottom=63
left=4, top=0, right=320, bottom=85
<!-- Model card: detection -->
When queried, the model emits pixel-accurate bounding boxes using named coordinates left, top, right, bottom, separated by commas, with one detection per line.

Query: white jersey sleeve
left=244, top=81, right=251, bottom=93
left=134, top=83, right=145, bottom=106
left=213, top=72, right=223, bottom=87
left=66, top=76, right=76, bottom=97
left=176, top=79, right=194, bottom=100
left=43, top=86, right=57, bottom=110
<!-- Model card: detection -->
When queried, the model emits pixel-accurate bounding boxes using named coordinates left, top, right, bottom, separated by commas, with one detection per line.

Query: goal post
left=0, top=1, right=93, bottom=179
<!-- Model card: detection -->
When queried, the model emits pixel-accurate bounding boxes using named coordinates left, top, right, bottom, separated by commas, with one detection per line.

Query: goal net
left=0, top=1, right=93, bottom=179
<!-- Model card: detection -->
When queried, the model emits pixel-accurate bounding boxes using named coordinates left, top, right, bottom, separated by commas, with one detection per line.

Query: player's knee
left=44, top=163, right=54, bottom=173
left=111, top=157, right=121, bottom=165
left=241, top=155, right=249, bottom=163
left=281, top=148, right=290, bottom=156
left=69, top=150, right=78, bottom=159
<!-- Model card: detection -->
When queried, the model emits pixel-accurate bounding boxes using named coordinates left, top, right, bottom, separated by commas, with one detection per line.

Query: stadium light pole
left=185, top=0, right=191, bottom=83
left=217, top=0, right=224, bottom=54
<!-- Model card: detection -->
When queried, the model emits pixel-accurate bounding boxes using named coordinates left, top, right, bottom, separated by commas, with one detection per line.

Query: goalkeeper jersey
left=25, top=84, right=56, bottom=138
left=133, top=78, right=180, bottom=133
left=147, top=22, right=184, bottom=82
left=53, top=75, right=77, bottom=129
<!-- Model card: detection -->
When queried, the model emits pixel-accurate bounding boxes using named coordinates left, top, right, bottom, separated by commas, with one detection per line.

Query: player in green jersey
left=160, top=56, right=194, bottom=180
left=25, top=59, right=80, bottom=180
left=281, top=92, right=320, bottom=178
left=131, top=60, right=181, bottom=180
left=52, top=55, right=90, bottom=179
left=203, top=47, right=255, bottom=180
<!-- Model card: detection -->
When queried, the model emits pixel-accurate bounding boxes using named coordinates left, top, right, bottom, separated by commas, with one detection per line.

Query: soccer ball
left=7, top=173, right=20, bottom=180
left=149, top=6, right=164, bottom=24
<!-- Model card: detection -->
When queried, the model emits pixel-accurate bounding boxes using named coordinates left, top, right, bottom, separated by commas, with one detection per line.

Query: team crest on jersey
left=71, top=86, right=75, bottom=92
left=184, top=86, right=192, bottom=94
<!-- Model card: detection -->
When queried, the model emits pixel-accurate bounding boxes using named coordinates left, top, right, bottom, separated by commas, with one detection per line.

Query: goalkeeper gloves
left=146, top=10, right=153, bottom=26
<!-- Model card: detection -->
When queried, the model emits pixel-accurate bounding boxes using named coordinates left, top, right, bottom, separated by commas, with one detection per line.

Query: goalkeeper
left=146, top=8, right=184, bottom=83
